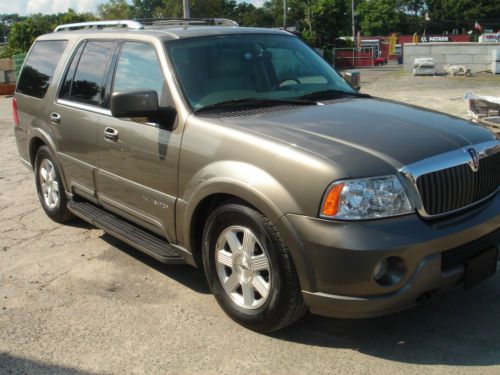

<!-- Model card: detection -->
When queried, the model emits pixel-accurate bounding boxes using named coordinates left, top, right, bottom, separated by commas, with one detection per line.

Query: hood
left=218, top=97, right=497, bottom=178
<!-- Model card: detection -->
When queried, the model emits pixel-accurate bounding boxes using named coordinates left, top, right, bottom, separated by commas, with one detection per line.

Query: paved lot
left=1, top=72, right=500, bottom=375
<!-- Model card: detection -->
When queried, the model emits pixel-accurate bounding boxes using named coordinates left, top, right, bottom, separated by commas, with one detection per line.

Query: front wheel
left=202, top=203, right=306, bottom=332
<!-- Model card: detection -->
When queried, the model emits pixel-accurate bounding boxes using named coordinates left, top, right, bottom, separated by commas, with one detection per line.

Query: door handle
left=50, top=112, right=61, bottom=124
left=104, top=127, right=119, bottom=142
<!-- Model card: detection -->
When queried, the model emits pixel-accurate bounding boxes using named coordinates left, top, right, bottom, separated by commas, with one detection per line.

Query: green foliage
left=3, top=10, right=95, bottom=57
left=356, top=0, right=401, bottom=36
left=426, top=0, right=500, bottom=33
left=58, top=9, right=96, bottom=24
left=2, top=0, right=499, bottom=59
left=132, top=0, right=167, bottom=18
left=8, top=14, right=51, bottom=52
left=98, top=0, right=132, bottom=20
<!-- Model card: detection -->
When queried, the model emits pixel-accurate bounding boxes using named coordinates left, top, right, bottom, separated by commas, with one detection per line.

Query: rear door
left=96, top=41, right=181, bottom=241
left=51, top=40, right=118, bottom=201
left=15, top=40, right=68, bottom=165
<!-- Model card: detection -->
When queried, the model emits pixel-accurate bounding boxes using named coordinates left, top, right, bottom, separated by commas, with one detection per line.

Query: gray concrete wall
left=403, top=43, right=500, bottom=74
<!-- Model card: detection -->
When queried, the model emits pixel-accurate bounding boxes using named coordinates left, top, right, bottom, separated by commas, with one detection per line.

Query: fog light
left=373, top=259, right=388, bottom=281
left=373, top=256, right=406, bottom=286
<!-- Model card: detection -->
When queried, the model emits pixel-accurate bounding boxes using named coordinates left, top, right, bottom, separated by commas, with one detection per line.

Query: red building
left=335, top=33, right=471, bottom=68
left=362, top=34, right=471, bottom=60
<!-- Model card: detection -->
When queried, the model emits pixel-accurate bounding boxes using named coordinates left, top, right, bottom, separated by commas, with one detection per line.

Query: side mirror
left=341, top=70, right=361, bottom=92
left=111, top=90, right=176, bottom=129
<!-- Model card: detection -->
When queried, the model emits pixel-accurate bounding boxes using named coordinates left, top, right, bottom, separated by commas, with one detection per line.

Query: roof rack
left=54, top=20, right=144, bottom=32
left=138, top=18, right=239, bottom=27
left=53, top=18, right=238, bottom=33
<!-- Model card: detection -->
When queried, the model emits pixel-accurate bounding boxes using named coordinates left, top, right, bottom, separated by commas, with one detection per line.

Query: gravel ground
left=1, top=71, right=499, bottom=375
left=360, top=65, right=500, bottom=119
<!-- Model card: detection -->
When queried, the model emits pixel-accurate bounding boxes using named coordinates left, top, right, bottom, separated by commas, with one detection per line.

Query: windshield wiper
left=299, top=90, right=369, bottom=101
left=195, top=98, right=317, bottom=112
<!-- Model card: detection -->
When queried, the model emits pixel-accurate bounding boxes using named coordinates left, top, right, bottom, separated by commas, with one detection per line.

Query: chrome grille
left=416, top=151, right=500, bottom=216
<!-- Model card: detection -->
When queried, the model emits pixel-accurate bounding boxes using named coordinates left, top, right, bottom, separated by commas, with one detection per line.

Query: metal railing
left=334, top=47, right=376, bottom=68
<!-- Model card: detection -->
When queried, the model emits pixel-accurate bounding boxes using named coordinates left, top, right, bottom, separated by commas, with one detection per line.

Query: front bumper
left=282, top=194, right=500, bottom=319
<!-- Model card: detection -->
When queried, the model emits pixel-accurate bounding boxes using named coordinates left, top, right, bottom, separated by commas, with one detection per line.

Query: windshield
left=166, top=34, right=355, bottom=111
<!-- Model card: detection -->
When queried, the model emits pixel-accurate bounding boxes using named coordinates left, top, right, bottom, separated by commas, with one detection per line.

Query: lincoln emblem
left=467, top=148, right=480, bottom=172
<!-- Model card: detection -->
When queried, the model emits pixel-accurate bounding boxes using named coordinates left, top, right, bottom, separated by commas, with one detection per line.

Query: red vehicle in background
left=374, top=57, right=387, bottom=66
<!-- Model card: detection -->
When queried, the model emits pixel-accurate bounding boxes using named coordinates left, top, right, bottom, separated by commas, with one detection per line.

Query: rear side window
left=61, top=41, right=116, bottom=106
left=17, top=40, right=67, bottom=99
left=59, top=42, right=85, bottom=99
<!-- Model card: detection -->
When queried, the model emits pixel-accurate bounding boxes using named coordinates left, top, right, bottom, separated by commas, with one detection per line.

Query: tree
left=4, top=10, right=95, bottom=56
left=98, top=0, right=132, bottom=19
left=132, top=0, right=165, bottom=18
left=356, top=0, right=401, bottom=36
left=7, top=14, right=52, bottom=52
left=58, top=8, right=96, bottom=24
left=398, top=0, right=426, bottom=32
left=426, top=0, right=500, bottom=33
left=277, top=0, right=350, bottom=45
left=240, top=6, right=275, bottom=27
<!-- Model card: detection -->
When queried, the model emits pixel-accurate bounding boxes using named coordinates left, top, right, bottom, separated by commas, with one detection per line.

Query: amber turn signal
left=321, top=183, right=344, bottom=217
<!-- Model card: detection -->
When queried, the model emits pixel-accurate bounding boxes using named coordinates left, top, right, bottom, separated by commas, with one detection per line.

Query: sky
left=0, top=0, right=266, bottom=16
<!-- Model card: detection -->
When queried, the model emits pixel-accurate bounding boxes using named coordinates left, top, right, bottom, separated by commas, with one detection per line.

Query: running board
left=68, top=200, right=184, bottom=264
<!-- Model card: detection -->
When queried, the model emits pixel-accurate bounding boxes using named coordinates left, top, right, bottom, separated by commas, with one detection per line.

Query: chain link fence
left=12, top=52, right=26, bottom=81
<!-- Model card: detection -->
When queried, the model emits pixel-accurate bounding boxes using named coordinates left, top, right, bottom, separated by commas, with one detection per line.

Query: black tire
left=202, top=203, right=306, bottom=333
left=34, top=145, right=73, bottom=223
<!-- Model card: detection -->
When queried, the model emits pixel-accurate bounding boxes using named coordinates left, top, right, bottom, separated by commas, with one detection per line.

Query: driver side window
left=112, top=42, right=166, bottom=105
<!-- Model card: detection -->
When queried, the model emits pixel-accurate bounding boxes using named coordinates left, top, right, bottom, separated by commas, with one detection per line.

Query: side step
left=68, top=200, right=184, bottom=264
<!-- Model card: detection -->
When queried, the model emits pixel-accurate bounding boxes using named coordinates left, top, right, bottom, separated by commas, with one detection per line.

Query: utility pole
left=283, top=0, right=287, bottom=30
left=183, top=0, right=190, bottom=19
left=1, top=18, right=6, bottom=44
left=351, top=0, right=355, bottom=47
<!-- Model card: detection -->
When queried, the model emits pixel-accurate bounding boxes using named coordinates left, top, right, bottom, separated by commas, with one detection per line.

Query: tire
left=34, top=146, right=73, bottom=223
left=202, top=203, right=306, bottom=332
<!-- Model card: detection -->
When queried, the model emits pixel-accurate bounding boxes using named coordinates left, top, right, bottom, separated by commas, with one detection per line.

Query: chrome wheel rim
left=38, top=159, right=59, bottom=210
left=215, top=226, right=272, bottom=310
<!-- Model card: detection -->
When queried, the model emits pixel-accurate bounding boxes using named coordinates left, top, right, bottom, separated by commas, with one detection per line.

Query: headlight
left=320, top=175, right=413, bottom=220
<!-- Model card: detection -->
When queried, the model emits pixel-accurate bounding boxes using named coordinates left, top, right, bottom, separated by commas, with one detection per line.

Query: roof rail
left=54, top=20, right=144, bottom=32
left=138, top=18, right=239, bottom=27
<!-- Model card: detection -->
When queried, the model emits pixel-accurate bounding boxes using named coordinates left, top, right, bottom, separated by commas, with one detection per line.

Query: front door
left=96, top=41, right=181, bottom=241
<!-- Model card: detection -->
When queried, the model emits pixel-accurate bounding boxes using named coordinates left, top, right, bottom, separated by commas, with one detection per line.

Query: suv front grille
left=416, top=151, right=500, bottom=216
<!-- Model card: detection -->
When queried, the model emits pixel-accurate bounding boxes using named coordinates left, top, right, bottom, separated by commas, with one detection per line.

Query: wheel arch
left=180, top=175, right=314, bottom=291
left=28, top=129, right=70, bottom=193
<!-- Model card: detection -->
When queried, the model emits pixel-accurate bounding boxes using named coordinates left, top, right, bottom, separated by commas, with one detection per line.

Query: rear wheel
left=202, top=203, right=306, bottom=332
left=34, top=146, right=72, bottom=223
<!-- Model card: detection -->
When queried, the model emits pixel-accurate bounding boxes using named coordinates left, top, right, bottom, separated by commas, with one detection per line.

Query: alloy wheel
left=215, top=225, right=272, bottom=309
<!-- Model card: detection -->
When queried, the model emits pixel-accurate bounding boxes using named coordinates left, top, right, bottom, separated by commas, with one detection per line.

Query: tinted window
left=17, top=40, right=67, bottom=99
left=70, top=41, right=115, bottom=106
left=113, top=42, right=164, bottom=104
left=59, top=42, right=85, bottom=99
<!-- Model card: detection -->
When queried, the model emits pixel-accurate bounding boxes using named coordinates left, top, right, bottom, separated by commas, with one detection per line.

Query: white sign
left=479, top=33, right=500, bottom=43
left=421, top=36, right=450, bottom=42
